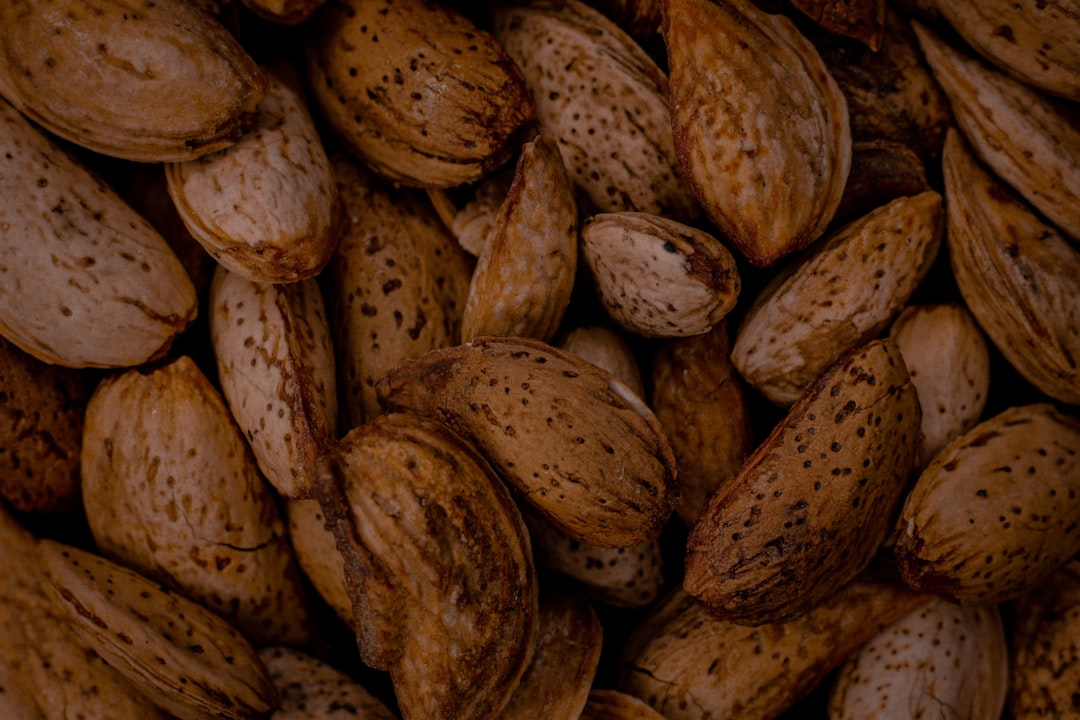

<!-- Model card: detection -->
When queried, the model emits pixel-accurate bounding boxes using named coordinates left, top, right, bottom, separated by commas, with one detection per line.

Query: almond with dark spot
left=685, top=339, right=922, bottom=625
left=895, top=402, right=1080, bottom=606
left=375, top=335, right=679, bottom=548
left=559, top=324, right=646, bottom=399
left=258, top=646, right=396, bottom=719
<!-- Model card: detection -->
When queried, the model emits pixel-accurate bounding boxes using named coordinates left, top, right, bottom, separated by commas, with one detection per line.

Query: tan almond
left=426, top=165, right=516, bottom=257
left=166, top=69, right=341, bottom=284
left=40, top=539, right=280, bottom=720
left=0, top=98, right=197, bottom=368
left=731, top=190, right=942, bottom=406
left=943, top=128, right=1080, bottom=406
left=285, top=498, right=354, bottom=630
left=580, top=689, right=668, bottom=720
left=895, top=402, right=1080, bottom=605
left=914, top=20, right=1080, bottom=242
left=258, top=646, right=396, bottom=719
left=312, top=412, right=538, bottom=720
left=375, top=335, right=679, bottom=548
left=492, top=0, right=699, bottom=222
left=0, top=0, right=266, bottom=162
left=209, top=266, right=338, bottom=498
left=559, top=324, right=646, bottom=399
left=80, top=355, right=314, bottom=646
left=581, top=211, right=740, bottom=338
left=302, top=0, right=533, bottom=188
left=663, top=0, right=851, bottom=268
left=461, top=135, right=578, bottom=343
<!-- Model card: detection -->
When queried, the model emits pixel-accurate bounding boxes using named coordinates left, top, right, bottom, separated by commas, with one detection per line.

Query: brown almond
left=559, top=324, right=646, bottom=399
left=239, top=0, right=326, bottom=25
left=685, top=339, right=922, bottom=625
left=580, top=689, right=668, bottom=720
left=792, top=0, right=886, bottom=49
left=375, top=335, right=679, bottom=548
left=664, top=0, right=851, bottom=267
left=258, top=646, right=396, bottom=719
left=0, top=0, right=266, bottom=162
left=833, top=140, right=931, bottom=225
left=285, top=498, right=354, bottom=630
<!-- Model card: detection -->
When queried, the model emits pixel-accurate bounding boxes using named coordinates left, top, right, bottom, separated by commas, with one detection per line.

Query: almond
left=375, top=335, right=679, bottom=548
left=166, top=69, right=341, bottom=284
left=302, top=0, right=534, bottom=188
left=426, top=165, right=515, bottom=257
left=833, top=140, right=930, bottom=225
left=731, top=190, right=942, bottom=406
left=685, top=339, right=922, bottom=625
left=895, top=402, right=1080, bottom=605
left=580, top=689, right=668, bottom=720
left=285, top=498, right=354, bottom=630
left=790, top=0, right=886, bottom=49
left=0, top=0, right=266, bottom=162
left=258, top=646, right=396, bottom=719
left=559, top=324, right=646, bottom=399
left=663, top=0, right=851, bottom=267
left=240, top=0, right=326, bottom=25
left=0, top=98, right=197, bottom=368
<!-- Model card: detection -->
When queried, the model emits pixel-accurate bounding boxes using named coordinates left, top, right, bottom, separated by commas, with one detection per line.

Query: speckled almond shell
left=312, top=412, right=538, bottom=720
left=0, top=0, right=266, bottom=162
left=663, top=0, right=851, bottom=268
left=894, top=403, right=1080, bottom=606
left=258, top=646, right=396, bottom=719
left=684, top=339, right=922, bottom=625
left=375, top=336, right=679, bottom=548
left=0, top=99, right=197, bottom=369
left=302, top=0, right=534, bottom=188
left=39, top=539, right=280, bottom=720
left=580, top=689, right=668, bottom=720
left=559, top=325, right=646, bottom=398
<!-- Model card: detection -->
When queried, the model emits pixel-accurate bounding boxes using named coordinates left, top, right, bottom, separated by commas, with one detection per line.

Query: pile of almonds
left=1, top=0, right=1078, bottom=718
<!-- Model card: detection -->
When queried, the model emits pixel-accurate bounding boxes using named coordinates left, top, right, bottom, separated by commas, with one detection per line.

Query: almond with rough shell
left=258, top=646, right=396, bottom=719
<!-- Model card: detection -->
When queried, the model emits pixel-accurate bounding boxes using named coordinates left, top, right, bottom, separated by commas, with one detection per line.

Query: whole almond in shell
left=0, top=98, right=197, bottom=368
left=559, top=324, right=646, bottom=398
left=833, top=140, right=930, bottom=225
left=285, top=498, right=354, bottom=629
left=40, top=539, right=279, bottom=720
left=462, top=135, right=578, bottom=344
left=209, top=266, right=338, bottom=498
left=240, top=0, right=326, bottom=25
left=685, top=339, right=922, bottom=625
left=166, top=69, right=341, bottom=284
left=80, top=355, right=314, bottom=646
left=375, top=335, right=679, bottom=548
left=663, top=0, right=851, bottom=268
left=943, top=128, right=1080, bottom=406
left=258, top=646, right=396, bottom=719
left=0, top=0, right=266, bottom=162
left=312, top=412, right=538, bottom=720
left=302, top=0, right=534, bottom=188
left=828, top=597, right=1008, bottom=719
left=580, top=689, right=668, bottom=720
left=790, top=0, right=886, bottom=49
left=894, top=402, right=1080, bottom=606
left=492, top=0, right=698, bottom=222
left=731, top=190, right=942, bottom=406
left=581, top=211, right=740, bottom=338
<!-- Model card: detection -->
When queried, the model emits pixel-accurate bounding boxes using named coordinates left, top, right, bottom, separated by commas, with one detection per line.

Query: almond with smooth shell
left=559, top=324, right=646, bottom=398
left=663, top=0, right=851, bottom=268
left=328, top=155, right=472, bottom=428
left=462, top=135, right=578, bottom=343
left=80, top=355, right=313, bottom=646
left=889, top=303, right=991, bottom=466
left=0, top=0, right=266, bottom=162
left=166, top=70, right=341, bottom=284
left=685, top=339, right=921, bottom=625
left=943, top=128, right=1080, bottom=406
left=731, top=190, right=942, bottom=406
left=581, top=211, right=740, bottom=338
left=312, top=412, right=538, bottom=720
left=209, top=267, right=338, bottom=498
left=375, top=335, right=679, bottom=548
left=285, top=498, right=354, bottom=629
left=0, top=98, right=197, bottom=368
left=914, top=21, right=1080, bottom=242
left=829, top=596, right=1008, bottom=719
left=895, top=402, right=1080, bottom=605
left=618, top=567, right=932, bottom=720
left=40, top=539, right=280, bottom=720
left=303, top=0, right=533, bottom=188
left=426, top=164, right=515, bottom=257
left=258, top=646, right=396, bottom=719
left=493, top=0, right=699, bottom=222
left=580, top=689, right=668, bottom=720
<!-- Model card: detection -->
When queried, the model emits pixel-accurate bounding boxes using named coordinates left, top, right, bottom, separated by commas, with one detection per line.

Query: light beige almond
left=426, top=165, right=515, bottom=257
left=0, top=98, right=197, bottom=368
left=312, top=412, right=538, bottom=720
left=166, top=69, right=341, bottom=284
left=0, top=0, right=266, bottom=162
left=209, top=266, right=338, bottom=498
left=80, top=355, right=314, bottom=646
left=258, top=646, right=396, bottom=719
left=895, top=402, right=1080, bottom=605
left=581, top=211, right=740, bottom=338
left=731, top=190, right=942, bottom=406
left=914, top=20, right=1080, bottom=241
left=462, top=135, right=578, bottom=343
left=943, top=128, right=1080, bottom=405
left=375, top=335, right=679, bottom=548
left=559, top=324, right=646, bottom=399
left=493, top=0, right=699, bottom=222
left=663, top=0, right=851, bottom=268
left=40, top=539, right=280, bottom=720
left=303, top=0, right=534, bottom=188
